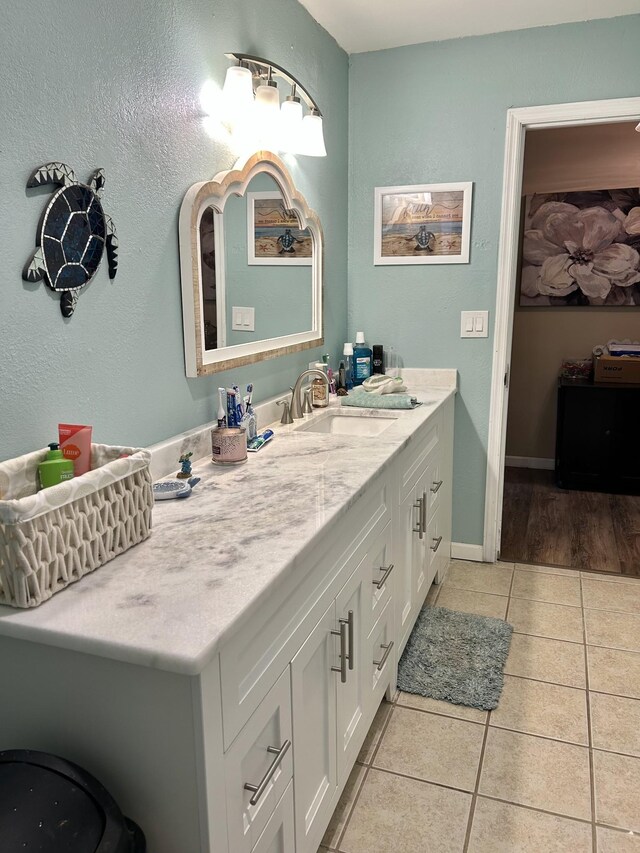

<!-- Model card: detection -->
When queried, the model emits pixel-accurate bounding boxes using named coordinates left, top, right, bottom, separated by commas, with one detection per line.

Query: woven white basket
left=0, top=444, right=153, bottom=608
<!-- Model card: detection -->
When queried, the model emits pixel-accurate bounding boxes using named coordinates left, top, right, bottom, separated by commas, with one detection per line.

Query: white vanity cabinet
left=0, top=389, right=455, bottom=853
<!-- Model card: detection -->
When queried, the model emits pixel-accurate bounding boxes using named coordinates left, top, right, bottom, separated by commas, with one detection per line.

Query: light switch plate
left=231, top=306, right=255, bottom=332
left=460, top=310, right=489, bottom=338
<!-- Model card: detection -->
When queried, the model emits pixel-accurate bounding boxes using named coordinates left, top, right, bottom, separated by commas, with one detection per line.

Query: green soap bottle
left=38, top=442, right=75, bottom=490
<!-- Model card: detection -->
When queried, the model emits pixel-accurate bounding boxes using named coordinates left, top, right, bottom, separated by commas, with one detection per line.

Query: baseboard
left=505, top=455, right=555, bottom=471
left=451, top=542, right=485, bottom=562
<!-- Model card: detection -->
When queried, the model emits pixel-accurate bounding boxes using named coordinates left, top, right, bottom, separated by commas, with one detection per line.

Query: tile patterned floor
left=318, top=559, right=640, bottom=853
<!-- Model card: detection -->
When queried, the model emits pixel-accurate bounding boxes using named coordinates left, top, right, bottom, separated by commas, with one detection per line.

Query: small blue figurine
left=177, top=452, right=193, bottom=479
left=413, top=224, right=435, bottom=252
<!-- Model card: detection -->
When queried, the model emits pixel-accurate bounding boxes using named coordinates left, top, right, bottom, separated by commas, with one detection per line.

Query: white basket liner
left=0, top=444, right=152, bottom=524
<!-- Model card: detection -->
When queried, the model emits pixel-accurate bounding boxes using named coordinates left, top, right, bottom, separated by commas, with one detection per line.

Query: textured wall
left=0, top=0, right=348, bottom=460
left=348, top=15, right=640, bottom=545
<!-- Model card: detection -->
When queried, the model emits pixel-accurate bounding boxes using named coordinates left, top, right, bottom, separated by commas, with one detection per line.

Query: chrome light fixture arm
left=225, top=52, right=322, bottom=116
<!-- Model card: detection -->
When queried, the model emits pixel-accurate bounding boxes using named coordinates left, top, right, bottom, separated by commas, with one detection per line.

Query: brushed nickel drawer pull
left=373, top=563, right=395, bottom=590
left=244, top=739, right=291, bottom=806
left=431, top=536, right=443, bottom=552
left=413, top=497, right=424, bottom=539
left=431, top=480, right=443, bottom=494
left=373, top=641, right=394, bottom=671
left=346, top=610, right=355, bottom=671
left=422, top=490, right=427, bottom=534
left=331, top=619, right=348, bottom=683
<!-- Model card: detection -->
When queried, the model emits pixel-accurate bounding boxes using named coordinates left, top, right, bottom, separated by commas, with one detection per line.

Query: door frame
left=482, top=96, right=640, bottom=563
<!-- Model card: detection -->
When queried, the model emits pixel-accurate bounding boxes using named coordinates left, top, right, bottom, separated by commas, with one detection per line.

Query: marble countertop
left=0, top=370, right=456, bottom=676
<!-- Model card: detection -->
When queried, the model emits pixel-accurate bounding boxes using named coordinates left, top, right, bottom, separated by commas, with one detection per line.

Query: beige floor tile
left=591, top=693, right=640, bottom=757
left=468, top=796, right=592, bottom=852
left=511, top=570, right=582, bottom=606
left=357, top=699, right=391, bottom=764
left=442, top=560, right=513, bottom=596
left=516, top=562, right=577, bottom=577
left=588, top=646, right=640, bottom=700
left=582, top=572, right=640, bottom=584
left=594, top=750, right=640, bottom=832
left=490, top=675, right=588, bottom=744
left=373, top=706, right=484, bottom=791
left=339, top=768, right=471, bottom=853
left=479, top=728, right=591, bottom=820
left=508, top=598, right=584, bottom=643
left=397, top=690, right=487, bottom=723
left=321, top=763, right=366, bottom=848
left=504, top=633, right=586, bottom=688
left=585, top=610, right=640, bottom=653
left=436, top=586, right=508, bottom=619
left=597, top=827, right=640, bottom=852
left=583, top=579, right=640, bottom=615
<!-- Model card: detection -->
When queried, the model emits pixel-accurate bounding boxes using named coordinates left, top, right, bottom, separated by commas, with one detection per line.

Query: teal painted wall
left=0, top=0, right=348, bottom=461
left=348, top=15, right=640, bottom=546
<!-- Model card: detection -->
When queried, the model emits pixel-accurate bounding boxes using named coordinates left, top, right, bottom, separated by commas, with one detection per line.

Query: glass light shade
left=280, top=98, right=303, bottom=153
left=299, top=112, right=327, bottom=157
left=254, top=82, right=280, bottom=150
left=222, top=65, right=254, bottom=127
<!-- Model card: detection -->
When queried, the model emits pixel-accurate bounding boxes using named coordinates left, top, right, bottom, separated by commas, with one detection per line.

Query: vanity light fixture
left=223, top=53, right=327, bottom=157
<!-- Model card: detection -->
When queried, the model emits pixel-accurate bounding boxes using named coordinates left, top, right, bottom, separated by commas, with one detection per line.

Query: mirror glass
left=180, top=153, right=323, bottom=377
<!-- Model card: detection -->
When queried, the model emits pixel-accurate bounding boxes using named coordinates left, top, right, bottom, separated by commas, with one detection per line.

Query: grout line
left=475, top=792, right=595, bottom=827
left=582, top=603, right=640, bottom=617
left=393, top=702, right=486, bottom=725
left=462, top=697, right=491, bottom=852
left=512, top=628, right=587, bottom=645
left=579, top=566, right=598, bottom=853
left=363, top=763, right=478, bottom=798
left=501, top=671, right=586, bottom=691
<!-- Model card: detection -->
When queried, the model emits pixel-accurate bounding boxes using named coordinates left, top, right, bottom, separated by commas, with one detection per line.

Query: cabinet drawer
left=251, top=780, right=294, bottom=853
left=225, top=667, right=293, bottom=853
left=362, top=521, right=394, bottom=636
left=425, top=503, right=449, bottom=595
left=366, top=599, right=395, bottom=715
left=398, top=408, right=443, bottom=500
left=220, top=476, right=390, bottom=748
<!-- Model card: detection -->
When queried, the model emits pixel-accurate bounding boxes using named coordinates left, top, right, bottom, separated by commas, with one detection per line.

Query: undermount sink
left=294, top=411, right=398, bottom=437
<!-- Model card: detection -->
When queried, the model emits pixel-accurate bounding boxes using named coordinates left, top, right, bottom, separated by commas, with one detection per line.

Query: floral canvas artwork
left=520, top=189, right=640, bottom=306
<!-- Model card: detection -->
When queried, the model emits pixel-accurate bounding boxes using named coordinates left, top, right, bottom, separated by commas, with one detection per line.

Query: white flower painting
left=520, top=188, right=640, bottom=306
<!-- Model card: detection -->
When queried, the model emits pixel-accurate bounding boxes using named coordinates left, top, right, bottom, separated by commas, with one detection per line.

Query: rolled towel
left=341, top=388, right=420, bottom=410
left=361, top=375, right=407, bottom=395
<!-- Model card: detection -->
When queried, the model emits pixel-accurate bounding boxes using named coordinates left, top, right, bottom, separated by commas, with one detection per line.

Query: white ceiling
left=297, top=0, right=640, bottom=54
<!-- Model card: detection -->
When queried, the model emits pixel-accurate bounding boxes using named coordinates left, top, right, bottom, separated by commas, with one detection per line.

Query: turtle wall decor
left=22, top=162, right=118, bottom=317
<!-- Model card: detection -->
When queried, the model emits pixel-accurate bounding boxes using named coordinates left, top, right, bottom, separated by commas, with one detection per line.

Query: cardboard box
left=593, top=354, right=640, bottom=385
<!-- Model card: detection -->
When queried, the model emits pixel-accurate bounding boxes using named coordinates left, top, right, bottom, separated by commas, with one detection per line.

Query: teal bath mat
left=397, top=606, right=513, bottom=711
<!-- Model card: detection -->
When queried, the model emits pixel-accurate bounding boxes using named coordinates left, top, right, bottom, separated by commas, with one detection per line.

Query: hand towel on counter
left=340, top=388, right=420, bottom=410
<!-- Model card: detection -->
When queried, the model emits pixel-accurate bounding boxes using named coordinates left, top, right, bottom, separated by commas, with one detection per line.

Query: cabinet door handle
left=431, top=479, right=443, bottom=494
left=345, top=610, right=354, bottom=671
left=422, top=490, right=427, bottom=534
left=431, top=536, right=443, bottom=552
left=373, top=563, right=395, bottom=590
left=373, top=640, right=394, bottom=671
left=331, top=619, right=348, bottom=683
left=413, top=497, right=424, bottom=539
left=244, top=739, right=291, bottom=806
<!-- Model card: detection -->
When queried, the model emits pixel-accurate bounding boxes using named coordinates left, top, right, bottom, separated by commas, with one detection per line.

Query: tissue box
left=594, top=355, right=640, bottom=385
left=0, top=444, right=153, bottom=608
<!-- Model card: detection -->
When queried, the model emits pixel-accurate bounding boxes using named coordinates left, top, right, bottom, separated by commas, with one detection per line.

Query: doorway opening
left=483, top=98, right=640, bottom=575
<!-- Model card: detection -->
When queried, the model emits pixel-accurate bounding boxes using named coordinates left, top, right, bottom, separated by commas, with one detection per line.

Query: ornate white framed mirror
left=179, top=152, right=323, bottom=376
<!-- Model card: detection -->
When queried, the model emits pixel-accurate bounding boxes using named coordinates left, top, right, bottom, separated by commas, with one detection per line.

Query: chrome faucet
left=290, top=368, right=329, bottom=419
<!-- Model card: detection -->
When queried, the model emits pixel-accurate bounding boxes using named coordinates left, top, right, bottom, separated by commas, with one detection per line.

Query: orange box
left=593, top=355, right=640, bottom=385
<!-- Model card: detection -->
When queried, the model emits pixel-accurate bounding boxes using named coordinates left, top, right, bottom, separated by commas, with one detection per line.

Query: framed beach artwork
left=374, top=182, right=473, bottom=265
left=520, top=188, right=640, bottom=306
left=247, top=191, right=312, bottom=266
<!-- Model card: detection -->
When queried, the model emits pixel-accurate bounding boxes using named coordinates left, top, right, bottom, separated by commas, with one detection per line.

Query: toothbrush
left=233, top=384, right=243, bottom=424
left=226, top=389, right=237, bottom=427
left=246, top=383, right=253, bottom=406
left=217, top=388, right=227, bottom=428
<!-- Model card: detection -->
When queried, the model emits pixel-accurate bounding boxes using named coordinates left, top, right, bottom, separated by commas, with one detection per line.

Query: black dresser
left=555, top=377, right=640, bottom=495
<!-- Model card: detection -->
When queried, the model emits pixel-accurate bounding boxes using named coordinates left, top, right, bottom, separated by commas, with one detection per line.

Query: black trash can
left=0, top=749, right=145, bottom=852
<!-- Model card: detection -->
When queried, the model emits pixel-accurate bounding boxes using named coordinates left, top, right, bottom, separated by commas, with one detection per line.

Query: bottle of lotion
left=38, top=443, right=75, bottom=490
left=353, top=332, right=372, bottom=386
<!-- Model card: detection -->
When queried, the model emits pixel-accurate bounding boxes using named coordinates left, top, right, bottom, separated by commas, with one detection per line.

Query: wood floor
left=500, top=467, right=640, bottom=577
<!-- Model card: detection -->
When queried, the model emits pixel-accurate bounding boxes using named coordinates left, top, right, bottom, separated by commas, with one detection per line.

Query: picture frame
left=247, top=191, right=312, bottom=266
left=374, top=182, right=473, bottom=265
